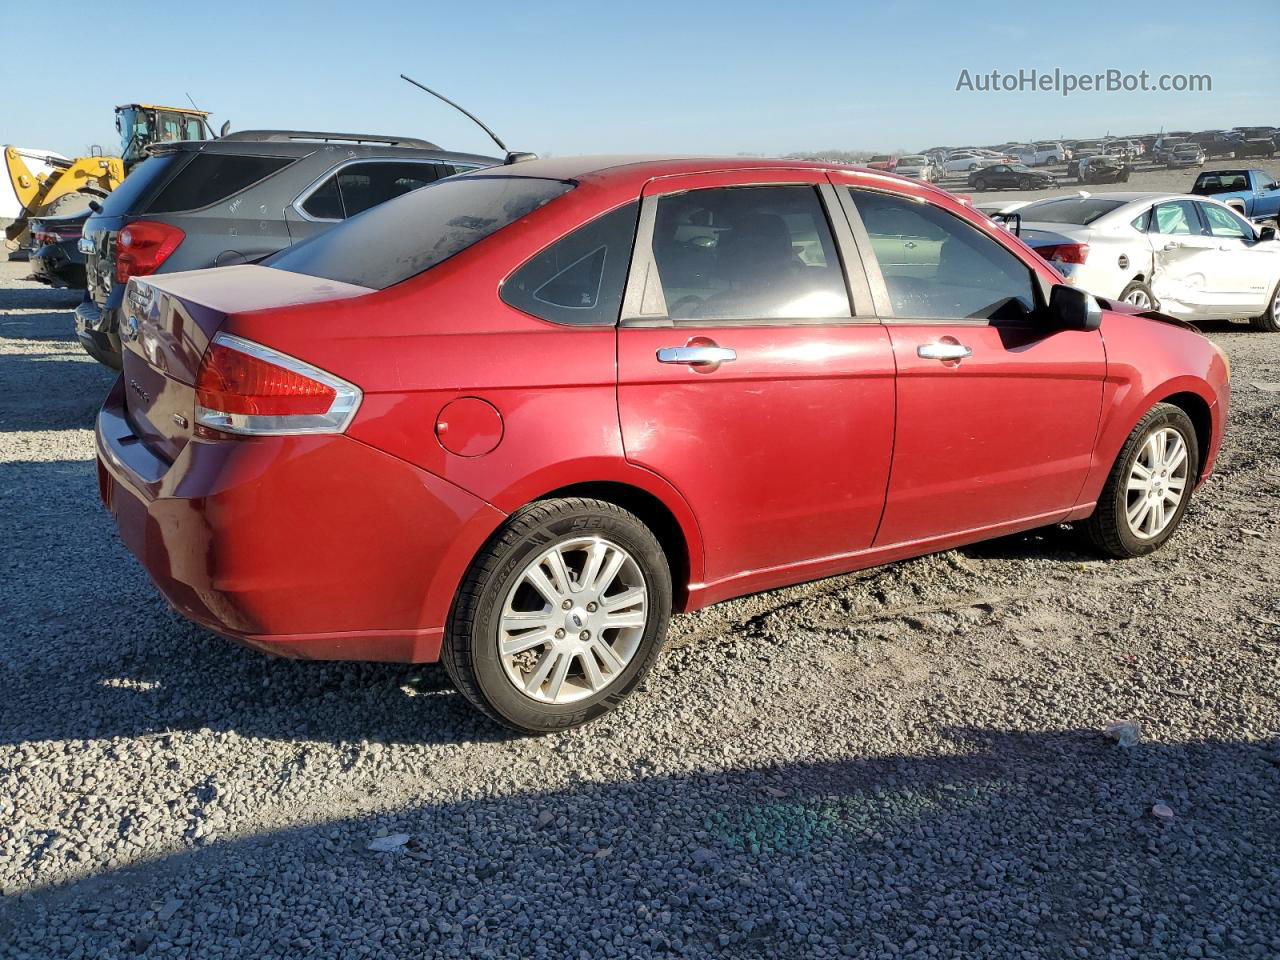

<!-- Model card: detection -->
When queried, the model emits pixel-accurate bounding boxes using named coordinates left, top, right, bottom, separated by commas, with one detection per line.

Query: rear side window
left=267, top=175, right=574, bottom=290
left=146, top=153, right=295, bottom=213
left=98, top=155, right=178, bottom=217
left=300, top=161, right=446, bottom=220
left=501, top=202, right=639, bottom=325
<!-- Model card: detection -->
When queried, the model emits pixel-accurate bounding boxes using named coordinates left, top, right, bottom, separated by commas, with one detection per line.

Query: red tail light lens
left=195, top=334, right=361, bottom=436
left=1037, top=242, right=1090, bottom=265
left=115, top=221, right=184, bottom=283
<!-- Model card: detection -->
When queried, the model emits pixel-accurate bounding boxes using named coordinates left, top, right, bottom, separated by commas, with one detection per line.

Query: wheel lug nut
left=586, top=602, right=598, bottom=613
left=561, top=600, right=572, bottom=610
left=579, top=630, right=590, bottom=641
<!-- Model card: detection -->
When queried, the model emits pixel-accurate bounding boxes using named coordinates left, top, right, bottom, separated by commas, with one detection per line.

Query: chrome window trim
left=290, top=157, right=459, bottom=223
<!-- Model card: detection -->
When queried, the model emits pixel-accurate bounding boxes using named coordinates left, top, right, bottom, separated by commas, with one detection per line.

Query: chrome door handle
left=917, top=342, right=972, bottom=361
left=1162, top=241, right=1183, bottom=251
left=903, top=240, right=917, bottom=249
left=657, top=346, right=737, bottom=365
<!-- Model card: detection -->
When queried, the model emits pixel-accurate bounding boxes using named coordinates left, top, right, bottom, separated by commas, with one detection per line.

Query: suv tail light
left=115, top=221, right=184, bottom=283
left=195, top=334, right=362, bottom=436
left=1037, top=242, right=1090, bottom=265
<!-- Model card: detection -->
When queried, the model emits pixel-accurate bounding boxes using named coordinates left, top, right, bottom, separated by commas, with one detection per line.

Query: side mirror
left=219, top=120, right=231, bottom=138
left=1259, top=226, right=1277, bottom=242
left=1047, top=284, right=1102, bottom=330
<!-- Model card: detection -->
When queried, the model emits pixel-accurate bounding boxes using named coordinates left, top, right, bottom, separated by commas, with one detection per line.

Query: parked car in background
left=893, top=155, right=937, bottom=181
left=1013, top=191, right=1280, bottom=330
left=27, top=209, right=88, bottom=288
left=76, top=130, right=496, bottom=367
left=967, top=163, right=1057, bottom=191
left=1152, top=136, right=1190, bottom=164
left=1166, top=144, right=1206, bottom=169
left=1104, top=140, right=1142, bottom=160
left=97, top=156, right=1229, bottom=732
left=866, top=155, right=897, bottom=171
left=1072, top=139, right=1106, bottom=160
left=942, top=151, right=989, bottom=173
left=1016, top=142, right=1066, bottom=166
left=1074, top=155, right=1131, bottom=184
left=1189, top=169, right=1280, bottom=224
left=1190, top=131, right=1240, bottom=159
left=1233, top=137, right=1276, bottom=159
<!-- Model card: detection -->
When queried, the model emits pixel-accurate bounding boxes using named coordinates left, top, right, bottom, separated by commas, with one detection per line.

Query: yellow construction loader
left=4, top=103, right=215, bottom=248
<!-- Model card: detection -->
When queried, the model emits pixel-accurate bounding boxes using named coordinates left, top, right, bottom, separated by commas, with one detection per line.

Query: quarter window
left=501, top=202, right=639, bottom=326
left=645, top=185, right=851, bottom=322
left=301, top=161, right=445, bottom=220
left=1199, top=202, right=1253, bottom=240
left=846, top=188, right=1037, bottom=321
left=147, top=153, right=295, bottom=214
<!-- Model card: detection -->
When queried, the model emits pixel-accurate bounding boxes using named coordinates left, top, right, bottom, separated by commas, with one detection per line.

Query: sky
left=3, top=0, right=1275, bottom=160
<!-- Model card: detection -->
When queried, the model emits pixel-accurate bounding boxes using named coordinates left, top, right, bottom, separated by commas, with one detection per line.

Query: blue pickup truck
left=1190, top=168, right=1280, bottom=224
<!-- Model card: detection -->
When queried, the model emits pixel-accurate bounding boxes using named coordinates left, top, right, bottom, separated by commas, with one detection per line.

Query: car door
left=616, top=171, right=896, bottom=593
left=831, top=177, right=1106, bottom=546
left=1147, top=199, right=1228, bottom=318
left=1192, top=201, right=1279, bottom=315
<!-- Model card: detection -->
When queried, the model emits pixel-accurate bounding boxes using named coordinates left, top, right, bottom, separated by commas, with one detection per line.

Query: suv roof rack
left=220, top=130, right=441, bottom=149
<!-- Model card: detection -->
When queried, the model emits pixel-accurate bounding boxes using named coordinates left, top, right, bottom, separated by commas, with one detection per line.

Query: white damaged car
left=1013, top=191, right=1280, bottom=332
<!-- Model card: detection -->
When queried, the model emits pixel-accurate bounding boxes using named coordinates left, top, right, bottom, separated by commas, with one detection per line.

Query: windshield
left=1020, top=197, right=1126, bottom=225
left=266, top=174, right=575, bottom=290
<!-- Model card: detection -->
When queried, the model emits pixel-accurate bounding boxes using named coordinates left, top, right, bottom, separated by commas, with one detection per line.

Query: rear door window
left=501, top=202, right=639, bottom=326
left=645, top=185, right=851, bottom=321
left=300, top=161, right=446, bottom=220
left=146, top=153, right=295, bottom=213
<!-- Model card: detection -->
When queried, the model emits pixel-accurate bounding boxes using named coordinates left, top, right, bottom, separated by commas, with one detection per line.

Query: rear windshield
left=1020, top=197, right=1126, bottom=225
left=266, top=175, right=575, bottom=289
left=97, top=155, right=178, bottom=217
left=1192, top=171, right=1249, bottom=195
left=146, top=153, right=295, bottom=213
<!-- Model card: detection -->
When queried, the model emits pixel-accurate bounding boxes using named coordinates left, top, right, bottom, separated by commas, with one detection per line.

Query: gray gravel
left=1, top=256, right=1278, bottom=959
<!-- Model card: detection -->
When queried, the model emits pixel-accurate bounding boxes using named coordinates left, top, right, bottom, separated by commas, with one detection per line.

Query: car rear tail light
left=194, top=334, right=361, bottom=436
left=1037, top=242, right=1090, bottom=265
left=115, top=221, right=184, bottom=283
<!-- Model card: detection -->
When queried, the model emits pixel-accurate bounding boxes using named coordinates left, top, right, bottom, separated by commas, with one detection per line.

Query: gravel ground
left=0, top=254, right=1278, bottom=960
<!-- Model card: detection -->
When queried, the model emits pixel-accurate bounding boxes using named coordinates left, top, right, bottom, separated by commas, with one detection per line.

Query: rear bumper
left=95, top=377, right=506, bottom=662
left=74, top=299, right=121, bottom=363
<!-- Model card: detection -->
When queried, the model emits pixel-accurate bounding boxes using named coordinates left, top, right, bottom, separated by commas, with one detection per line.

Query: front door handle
left=917, top=342, right=972, bottom=361
left=1162, top=241, right=1183, bottom=251
left=657, top=346, right=737, bottom=365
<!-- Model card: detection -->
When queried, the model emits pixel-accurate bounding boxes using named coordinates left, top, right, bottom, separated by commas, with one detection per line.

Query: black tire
left=442, top=497, right=672, bottom=733
left=1118, top=279, right=1156, bottom=311
left=1250, top=278, right=1280, bottom=332
left=974, top=177, right=987, bottom=191
left=38, top=190, right=99, bottom=217
left=1082, top=404, right=1199, bottom=559
left=1019, top=177, right=1034, bottom=189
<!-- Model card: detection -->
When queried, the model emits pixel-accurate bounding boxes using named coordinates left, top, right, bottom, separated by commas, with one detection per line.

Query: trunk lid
left=120, top=264, right=373, bottom=462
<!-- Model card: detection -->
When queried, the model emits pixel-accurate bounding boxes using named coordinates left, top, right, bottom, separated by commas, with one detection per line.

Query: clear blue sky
left=4, top=0, right=1274, bottom=158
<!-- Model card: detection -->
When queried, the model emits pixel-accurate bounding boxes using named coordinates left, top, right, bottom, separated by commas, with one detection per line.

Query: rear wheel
left=443, top=497, right=672, bottom=733
left=1119, top=279, right=1156, bottom=310
left=1251, top=279, right=1280, bottom=332
left=974, top=177, right=988, bottom=191
left=1082, top=404, right=1198, bottom=558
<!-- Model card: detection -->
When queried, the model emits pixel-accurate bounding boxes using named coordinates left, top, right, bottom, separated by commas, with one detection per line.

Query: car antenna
left=399, top=75, right=537, bottom=165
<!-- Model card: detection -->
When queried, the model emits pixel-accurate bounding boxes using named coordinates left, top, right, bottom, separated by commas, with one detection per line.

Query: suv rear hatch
left=119, top=265, right=372, bottom=462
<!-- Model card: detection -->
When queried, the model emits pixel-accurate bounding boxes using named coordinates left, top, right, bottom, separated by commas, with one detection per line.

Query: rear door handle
left=1162, top=241, right=1184, bottom=251
left=657, top=346, right=737, bottom=365
left=917, top=342, right=972, bottom=361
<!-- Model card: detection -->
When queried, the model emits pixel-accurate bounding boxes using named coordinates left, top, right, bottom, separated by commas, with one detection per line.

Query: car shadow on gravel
left=3, top=727, right=1276, bottom=956
left=0, top=351, right=115, bottom=432
left=957, top=523, right=1094, bottom=563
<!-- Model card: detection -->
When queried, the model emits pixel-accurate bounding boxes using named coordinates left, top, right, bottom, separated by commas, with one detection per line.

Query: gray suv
left=76, top=130, right=496, bottom=366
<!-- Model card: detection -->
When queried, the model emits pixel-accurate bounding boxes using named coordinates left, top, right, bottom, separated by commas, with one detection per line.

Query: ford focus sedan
left=96, top=157, right=1230, bottom=732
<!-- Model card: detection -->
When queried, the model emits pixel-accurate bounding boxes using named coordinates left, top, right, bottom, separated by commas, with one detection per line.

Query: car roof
left=150, top=134, right=497, bottom=166
left=458, top=154, right=884, bottom=183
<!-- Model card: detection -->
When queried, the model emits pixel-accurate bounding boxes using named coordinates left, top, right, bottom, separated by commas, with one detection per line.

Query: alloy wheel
left=1124, top=427, right=1189, bottom=539
left=498, top=537, right=648, bottom=704
left=1124, top=288, right=1153, bottom=308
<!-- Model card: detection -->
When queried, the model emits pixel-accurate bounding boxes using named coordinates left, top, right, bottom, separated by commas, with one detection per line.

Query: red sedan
left=97, top=157, right=1230, bottom=732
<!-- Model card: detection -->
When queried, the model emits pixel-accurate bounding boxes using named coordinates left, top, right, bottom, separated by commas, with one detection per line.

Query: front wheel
left=1082, top=404, right=1198, bottom=558
left=443, top=497, right=672, bottom=733
left=1251, top=278, right=1280, bottom=332
left=974, top=177, right=988, bottom=191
